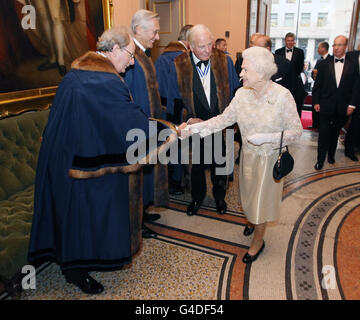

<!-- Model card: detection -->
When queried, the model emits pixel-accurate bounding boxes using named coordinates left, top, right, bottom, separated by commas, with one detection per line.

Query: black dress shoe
left=328, top=157, right=335, bottom=164
left=169, top=184, right=184, bottom=195
left=243, top=225, right=254, bottom=236
left=215, top=199, right=227, bottom=215
left=143, top=212, right=160, bottom=222
left=65, top=270, right=104, bottom=294
left=314, top=162, right=323, bottom=170
left=142, top=225, right=158, bottom=238
left=242, top=241, right=265, bottom=264
left=345, top=152, right=359, bottom=162
left=38, top=61, right=58, bottom=71
left=187, top=200, right=202, bottom=216
left=58, top=65, right=67, bottom=76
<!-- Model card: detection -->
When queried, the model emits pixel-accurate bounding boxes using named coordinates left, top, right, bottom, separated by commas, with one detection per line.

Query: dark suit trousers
left=190, top=133, right=227, bottom=202
left=345, top=112, right=360, bottom=151
left=311, top=106, right=320, bottom=128
left=317, top=114, right=347, bottom=163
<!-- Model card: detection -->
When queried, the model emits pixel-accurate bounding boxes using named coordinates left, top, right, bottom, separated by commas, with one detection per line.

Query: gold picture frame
left=0, top=0, right=113, bottom=119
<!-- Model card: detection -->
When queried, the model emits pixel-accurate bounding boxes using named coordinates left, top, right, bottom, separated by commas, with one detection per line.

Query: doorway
left=146, top=0, right=186, bottom=61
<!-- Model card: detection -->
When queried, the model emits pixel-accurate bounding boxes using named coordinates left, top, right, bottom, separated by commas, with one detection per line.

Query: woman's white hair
left=131, top=9, right=160, bottom=34
left=242, top=46, right=278, bottom=80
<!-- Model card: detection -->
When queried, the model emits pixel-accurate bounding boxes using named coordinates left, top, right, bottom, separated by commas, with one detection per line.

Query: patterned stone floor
left=2, top=129, right=360, bottom=300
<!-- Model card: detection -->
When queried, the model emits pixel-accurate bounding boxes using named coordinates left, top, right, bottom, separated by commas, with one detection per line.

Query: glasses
left=122, top=47, right=135, bottom=59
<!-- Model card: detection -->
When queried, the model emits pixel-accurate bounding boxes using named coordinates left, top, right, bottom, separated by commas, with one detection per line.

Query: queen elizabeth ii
left=179, top=46, right=302, bottom=263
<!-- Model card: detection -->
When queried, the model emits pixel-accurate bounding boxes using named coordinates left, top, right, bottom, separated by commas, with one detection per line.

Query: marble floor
left=3, top=129, right=360, bottom=300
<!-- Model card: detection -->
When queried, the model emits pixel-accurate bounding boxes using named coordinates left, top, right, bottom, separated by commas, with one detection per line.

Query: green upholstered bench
left=0, top=109, right=49, bottom=297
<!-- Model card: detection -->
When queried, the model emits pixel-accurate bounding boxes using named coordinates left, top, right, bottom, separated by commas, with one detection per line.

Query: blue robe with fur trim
left=123, top=46, right=163, bottom=208
left=28, top=53, right=154, bottom=271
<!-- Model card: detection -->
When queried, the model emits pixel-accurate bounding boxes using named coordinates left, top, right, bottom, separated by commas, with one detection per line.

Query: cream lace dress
left=187, top=82, right=302, bottom=224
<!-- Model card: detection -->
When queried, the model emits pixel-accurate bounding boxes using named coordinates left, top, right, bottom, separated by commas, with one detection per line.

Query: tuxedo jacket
left=346, top=50, right=360, bottom=117
left=275, top=46, right=304, bottom=76
left=312, top=54, right=332, bottom=79
left=312, top=53, right=359, bottom=118
left=168, top=48, right=239, bottom=121
left=272, top=54, right=291, bottom=89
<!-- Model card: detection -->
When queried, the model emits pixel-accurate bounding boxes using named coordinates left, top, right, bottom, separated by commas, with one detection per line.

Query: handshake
left=176, top=118, right=204, bottom=139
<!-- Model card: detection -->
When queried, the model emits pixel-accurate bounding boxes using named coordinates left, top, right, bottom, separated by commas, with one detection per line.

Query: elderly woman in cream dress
left=180, top=46, right=302, bottom=263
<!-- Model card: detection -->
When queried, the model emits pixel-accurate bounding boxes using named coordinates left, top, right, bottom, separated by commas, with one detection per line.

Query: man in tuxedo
left=309, top=41, right=332, bottom=129
left=253, top=34, right=291, bottom=90
left=312, top=35, right=359, bottom=170
left=167, top=24, right=239, bottom=216
left=275, top=32, right=307, bottom=117
left=344, top=49, right=360, bottom=161
left=235, top=33, right=261, bottom=76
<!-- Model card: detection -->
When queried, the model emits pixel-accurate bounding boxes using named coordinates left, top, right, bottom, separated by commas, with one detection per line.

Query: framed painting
left=0, top=0, right=113, bottom=118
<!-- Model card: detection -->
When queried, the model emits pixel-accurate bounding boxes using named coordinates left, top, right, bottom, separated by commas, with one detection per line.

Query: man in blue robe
left=123, top=10, right=166, bottom=233
left=28, top=26, right=176, bottom=295
left=155, top=24, right=193, bottom=196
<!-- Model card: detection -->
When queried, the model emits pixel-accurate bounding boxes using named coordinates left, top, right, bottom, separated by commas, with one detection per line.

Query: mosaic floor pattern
left=2, top=131, right=360, bottom=300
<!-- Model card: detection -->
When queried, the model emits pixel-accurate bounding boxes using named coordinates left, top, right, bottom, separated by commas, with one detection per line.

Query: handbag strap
left=279, top=131, right=284, bottom=155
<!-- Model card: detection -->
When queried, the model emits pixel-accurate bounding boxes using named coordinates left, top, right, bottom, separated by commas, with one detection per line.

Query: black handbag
left=273, top=131, right=294, bottom=180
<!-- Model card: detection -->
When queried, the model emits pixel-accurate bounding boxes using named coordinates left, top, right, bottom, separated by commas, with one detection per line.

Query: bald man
left=312, top=35, right=359, bottom=169
left=235, top=33, right=262, bottom=76
left=252, top=34, right=291, bottom=90
left=166, top=24, right=239, bottom=216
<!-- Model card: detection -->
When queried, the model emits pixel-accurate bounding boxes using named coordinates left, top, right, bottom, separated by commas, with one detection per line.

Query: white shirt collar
left=96, top=51, right=107, bottom=58
left=335, top=55, right=345, bottom=61
left=323, top=53, right=329, bottom=59
left=133, top=37, right=146, bottom=52
left=179, top=41, right=187, bottom=50
left=192, top=52, right=209, bottom=66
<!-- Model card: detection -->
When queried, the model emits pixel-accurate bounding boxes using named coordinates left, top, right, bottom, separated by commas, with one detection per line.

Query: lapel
left=338, top=57, right=350, bottom=88
left=209, top=71, right=218, bottom=114
left=190, top=53, right=211, bottom=112
left=329, top=59, right=337, bottom=87
left=279, top=47, right=286, bottom=58
left=291, top=47, right=297, bottom=63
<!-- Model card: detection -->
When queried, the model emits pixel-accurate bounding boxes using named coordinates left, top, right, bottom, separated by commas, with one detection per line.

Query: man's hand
left=177, top=122, right=187, bottom=136
left=314, top=104, right=320, bottom=112
left=347, top=106, right=355, bottom=116
left=187, top=118, right=203, bottom=125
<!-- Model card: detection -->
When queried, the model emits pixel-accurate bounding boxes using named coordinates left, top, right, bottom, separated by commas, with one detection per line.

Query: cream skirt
left=239, top=150, right=284, bottom=224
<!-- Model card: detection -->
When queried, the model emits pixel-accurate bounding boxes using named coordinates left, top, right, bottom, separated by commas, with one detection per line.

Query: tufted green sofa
left=0, top=109, right=50, bottom=295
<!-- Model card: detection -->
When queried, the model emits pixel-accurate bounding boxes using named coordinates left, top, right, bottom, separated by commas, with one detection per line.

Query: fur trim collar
left=134, top=46, right=163, bottom=119
left=164, top=41, right=188, bottom=53
left=174, top=48, right=230, bottom=117
left=71, top=51, right=120, bottom=77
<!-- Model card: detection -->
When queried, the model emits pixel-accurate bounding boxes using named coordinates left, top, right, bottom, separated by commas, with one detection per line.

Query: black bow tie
left=196, top=60, right=209, bottom=68
left=335, top=58, right=344, bottom=63
left=286, top=48, right=293, bottom=53
left=320, top=56, right=324, bottom=60
left=145, top=49, right=151, bottom=57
